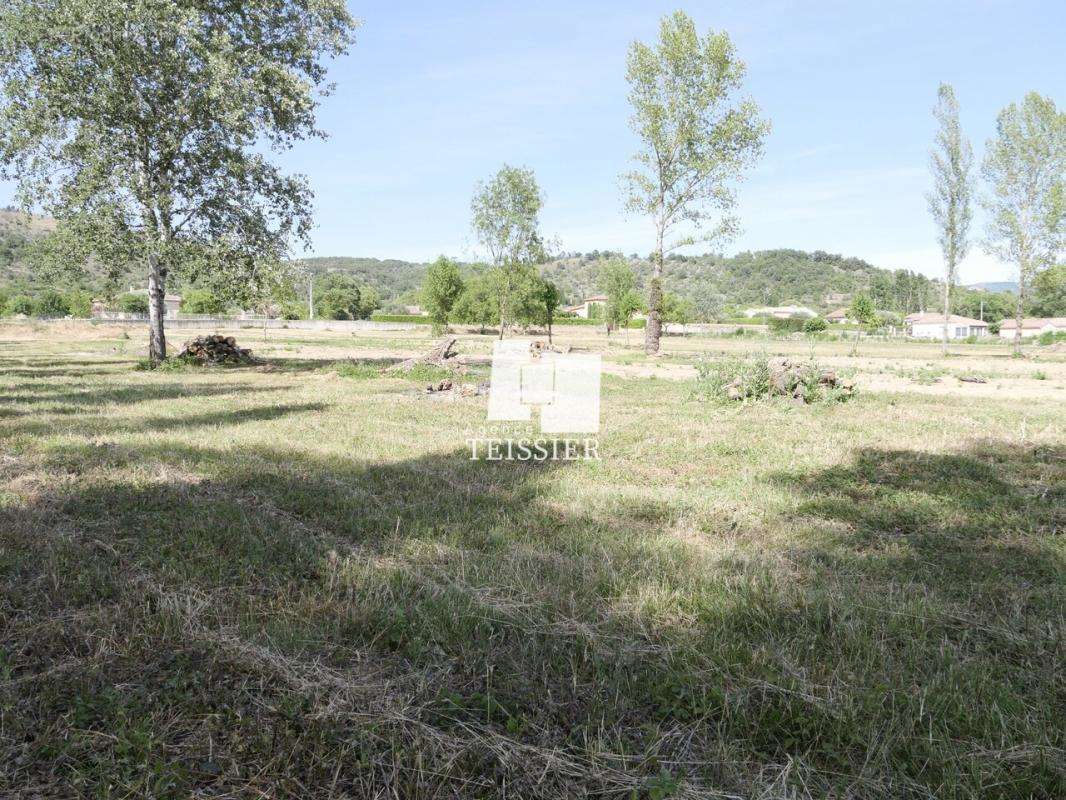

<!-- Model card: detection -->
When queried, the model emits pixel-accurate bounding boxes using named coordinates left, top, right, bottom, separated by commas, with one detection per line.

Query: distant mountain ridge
left=965, top=281, right=1018, bottom=294
left=295, top=248, right=943, bottom=317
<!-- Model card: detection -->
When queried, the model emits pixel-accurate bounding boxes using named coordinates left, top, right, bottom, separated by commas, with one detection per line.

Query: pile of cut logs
left=726, top=357, right=854, bottom=403
left=177, top=335, right=255, bottom=365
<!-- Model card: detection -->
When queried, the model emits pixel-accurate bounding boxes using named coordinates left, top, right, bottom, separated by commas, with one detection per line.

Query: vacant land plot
left=1, top=323, right=1063, bottom=798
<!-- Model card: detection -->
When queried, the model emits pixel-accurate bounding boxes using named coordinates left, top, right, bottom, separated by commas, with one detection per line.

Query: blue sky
left=5, top=1, right=1063, bottom=281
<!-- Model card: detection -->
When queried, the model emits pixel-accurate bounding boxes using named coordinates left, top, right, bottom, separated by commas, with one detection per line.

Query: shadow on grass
left=771, top=443, right=1064, bottom=596
left=0, top=381, right=289, bottom=413
left=0, top=421, right=1062, bottom=797
left=256, top=355, right=406, bottom=373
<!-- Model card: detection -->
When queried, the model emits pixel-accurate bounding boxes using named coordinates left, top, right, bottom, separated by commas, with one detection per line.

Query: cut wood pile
left=177, top=335, right=256, bottom=365
left=388, top=337, right=466, bottom=373
left=721, top=356, right=854, bottom=403
left=425, top=378, right=489, bottom=398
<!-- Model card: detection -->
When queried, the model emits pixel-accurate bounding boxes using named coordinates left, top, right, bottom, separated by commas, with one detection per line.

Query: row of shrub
left=368, top=312, right=646, bottom=329
left=554, top=316, right=646, bottom=328
left=369, top=313, right=432, bottom=324
left=0, top=289, right=94, bottom=318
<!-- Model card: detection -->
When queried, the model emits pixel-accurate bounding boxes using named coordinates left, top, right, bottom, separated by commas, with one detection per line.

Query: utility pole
left=308, top=274, right=314, bottom=319
left=979, top=299, right=984, bottom=321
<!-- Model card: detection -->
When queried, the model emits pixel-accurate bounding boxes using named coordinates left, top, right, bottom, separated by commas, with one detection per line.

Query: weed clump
left=696, top=352, right=853, bottom=404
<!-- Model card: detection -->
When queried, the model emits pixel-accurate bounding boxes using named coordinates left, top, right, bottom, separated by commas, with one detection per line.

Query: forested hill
left=541, top=249, right=882, bottom=312
left=296, top=248, right=944, bottom=316
left=0, top=208, right=55, bottom=282
left=1, top=209, right=1010, bottom=318
left=290, top=257, right=430, bottom=302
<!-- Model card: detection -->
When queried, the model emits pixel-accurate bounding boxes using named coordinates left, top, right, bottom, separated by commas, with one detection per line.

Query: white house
left=825, top=307, right=850, bottom=324
left=743, top=305, right=817, bottom=319
left=997, top=317, right=1066, bottom=339
left=905, top=312, right=989, bottom=339
left=565, top=294, right=608, bottom=319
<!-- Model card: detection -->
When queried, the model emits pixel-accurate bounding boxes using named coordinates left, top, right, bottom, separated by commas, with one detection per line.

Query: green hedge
left=370, top=314, right=432, bottom=324
left=368, top=313, right=646, bottom=329
left=554, top=317, right=646, bottom=328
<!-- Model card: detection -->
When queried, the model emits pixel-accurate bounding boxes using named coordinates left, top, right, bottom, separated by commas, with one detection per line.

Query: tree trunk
left=644, top=226, right=664, bottom=355
left=1013, top=275, right=1025, bottom=356
left=941, top=271, right=951, bottom=356
left=498, top=278, right=509, bottom=340
left=147, top=253, right=167, bottom=362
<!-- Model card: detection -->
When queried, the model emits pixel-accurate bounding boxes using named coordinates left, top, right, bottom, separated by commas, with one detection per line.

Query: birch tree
left=0, top=0, right=355, bottom=360
left=926, top=83, right=973, bottom=354
left=982, top=93, right=1065, bottom=354
left=623, top=11, right=768, bottom=354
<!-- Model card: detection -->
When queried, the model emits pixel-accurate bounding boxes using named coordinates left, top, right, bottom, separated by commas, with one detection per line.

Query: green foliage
left=0, top=0, right=357, bottom=357
left=803, top=316, right=829, bottom=334
left=66, top=289, right=92, bottom=318
left=4, top=293, right=34, bottom=316
left=117, top=294, right=149, bottom=315
left=981, top=93, right=1064, bottom=335
left=516, top=275, right=561, bottom=332
left=320, top=287, right=361, bottom=320
left=927, top=83, right=974, bottom=290
left=599, top=259, right=640, bottom=331
left=422, top=256, right=464, bottom=332
left=279, top=301, right=305, bottom=321
left=848, top=293, right=877, bottom=327
left=695, top=353, right=771, bottom=402
left=369, top=314, right=431, bottom=324
left=623, top=10, right=768, bottom=351
left=291, top=257, right=427, bottom=305
left=35, top=289, right=70, bottom=317
left=660, top=292, right=695, bottom=324
left=542, top=249, right=932, bottom=319
left=334, top=362, right=382, bottom=380
left=1031, top=264, right=1065, bottom=316
left=951, top=285, right=1016, bottom=323
left=769, top=315, right=807, bottom=334
left=315, top=274, right=363, bottom=320
left=697, top=352, right=851, bottom=404
left=358, top=285, right=381, bottom=319
left=471, top=165, right=546, bottom=334
left=180, top=288, right=227, bottom=316
left=451, top=269, right=501, bottom=332
left=1036, top=330, right=1066, bottom=345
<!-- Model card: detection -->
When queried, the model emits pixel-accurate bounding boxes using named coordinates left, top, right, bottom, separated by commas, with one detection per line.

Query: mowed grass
left=0, top=327, right=1063, bottom=798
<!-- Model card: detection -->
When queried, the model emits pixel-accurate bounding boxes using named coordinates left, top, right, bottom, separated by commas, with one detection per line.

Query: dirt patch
left=600, top=361, right=697, bottom=380
left=860, top=373, right=1066, bottom=400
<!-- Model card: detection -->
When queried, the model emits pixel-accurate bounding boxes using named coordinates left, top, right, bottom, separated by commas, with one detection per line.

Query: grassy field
left=1, top=322, right=1063, bottom=798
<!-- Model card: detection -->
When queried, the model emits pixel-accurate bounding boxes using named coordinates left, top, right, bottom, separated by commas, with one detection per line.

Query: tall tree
left=926, top=83, right=974, bottom=354
left=981, top=93, right=1065, bottom=354
left=516, top=275, right=561, bottom=343
left=849, top=293, right=876, bottom=328
left=452, top=268, right=500, bottom=335
left=599, top=258, right=639, bottom=335
left=470, top=165, right=546, bottom=339
left=0, top=0, right=355, bottom=360
left=422, top=256, right=465, bottom=334
left=1030, top=264, right=1065, bottom=317
left=622, top=11, right=768, bottom=354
